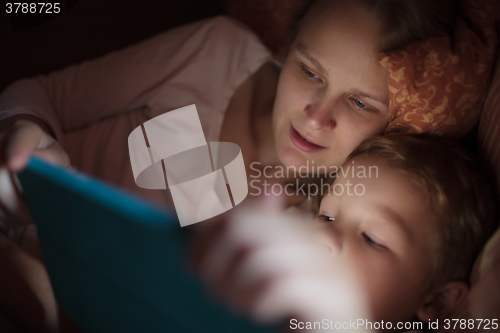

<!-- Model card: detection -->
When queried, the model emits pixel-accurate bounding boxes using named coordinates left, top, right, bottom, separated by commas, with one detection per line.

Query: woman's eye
left=351, top=97, right=377, bottom=114
left=305, top=70, right=318, bottom=79
left=362, top=233, right=386, bottom=250
left=300, top=65, right=321, bottom=81
left=319, top=215, right=335, bottom=222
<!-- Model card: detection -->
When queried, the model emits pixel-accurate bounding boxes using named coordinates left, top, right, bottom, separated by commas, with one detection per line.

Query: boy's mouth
left=289, top=125, right=327, bottom=153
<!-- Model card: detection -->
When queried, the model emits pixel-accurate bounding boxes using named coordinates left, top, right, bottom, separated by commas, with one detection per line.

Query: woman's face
left=272, top=0, right=390, bottom=170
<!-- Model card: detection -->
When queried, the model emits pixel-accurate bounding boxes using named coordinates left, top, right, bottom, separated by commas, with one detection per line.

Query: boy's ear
left=417, top=281, right=469, bottom=322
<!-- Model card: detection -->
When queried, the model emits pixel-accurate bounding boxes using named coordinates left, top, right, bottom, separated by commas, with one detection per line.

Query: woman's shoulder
left=203, top=15, right=255, bottom=32
left=144, top=15, right=272, bottom=73
left=192, top=15, right=272, bottom=57
left=167, top=15, right=268, bottom=47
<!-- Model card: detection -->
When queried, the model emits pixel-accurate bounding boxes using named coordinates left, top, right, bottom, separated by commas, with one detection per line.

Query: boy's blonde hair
left=347, top=135, right=497, bottom=287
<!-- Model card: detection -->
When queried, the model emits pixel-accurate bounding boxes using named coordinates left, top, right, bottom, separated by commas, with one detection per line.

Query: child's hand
left=191, top=199, right=372, bottom=329
left=0, top=116, right=70, bottom=227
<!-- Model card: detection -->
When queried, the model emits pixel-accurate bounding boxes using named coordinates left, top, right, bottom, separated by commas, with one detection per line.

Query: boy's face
left=314, top=154, right=438, bottom=325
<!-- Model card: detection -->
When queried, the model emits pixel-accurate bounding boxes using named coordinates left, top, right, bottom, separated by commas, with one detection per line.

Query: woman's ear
left=417, top=281, right=469, bottom=322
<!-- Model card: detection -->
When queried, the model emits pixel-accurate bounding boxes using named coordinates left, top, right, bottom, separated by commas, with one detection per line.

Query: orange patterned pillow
left=380, top=0, right=499, bottom=138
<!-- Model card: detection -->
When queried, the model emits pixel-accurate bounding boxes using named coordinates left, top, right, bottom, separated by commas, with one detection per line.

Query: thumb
left=5, top=122, right=45, bottom=172
left=32, top=142, right=70, bottom=168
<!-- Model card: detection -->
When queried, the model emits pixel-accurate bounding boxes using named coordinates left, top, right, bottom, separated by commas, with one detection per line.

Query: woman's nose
left=304, top=100, right=337, bottom=131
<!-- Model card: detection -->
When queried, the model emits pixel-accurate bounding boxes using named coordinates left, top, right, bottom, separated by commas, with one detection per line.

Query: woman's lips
left=289, top=125, right=327, bottom=153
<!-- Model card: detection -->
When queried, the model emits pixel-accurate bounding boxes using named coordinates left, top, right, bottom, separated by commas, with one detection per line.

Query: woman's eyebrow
left=296, top=43, right=328, bottom=77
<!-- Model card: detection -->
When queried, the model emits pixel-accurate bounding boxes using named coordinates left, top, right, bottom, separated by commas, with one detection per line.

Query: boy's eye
left=362, top=233, right=386, bottom=250
left=319, top=215, right=335, bottom=222
left=353, top=98, right=367, bottom=109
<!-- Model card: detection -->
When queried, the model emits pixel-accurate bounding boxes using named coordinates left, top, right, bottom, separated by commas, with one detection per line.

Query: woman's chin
left=278, top=147, right=315, bottom=171
left=278, top=146, right=345, bottom=175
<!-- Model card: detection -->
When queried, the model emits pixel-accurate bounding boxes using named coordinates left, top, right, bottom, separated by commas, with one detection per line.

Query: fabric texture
left=0, top=16, right=272, bottom=207
left=226, top=0, right=311, bottom=58
left=478, top=52, right=500, bottom=197
left=380, top=0, right=499, bottom=138
left=470, top=42, right=500, bottom=326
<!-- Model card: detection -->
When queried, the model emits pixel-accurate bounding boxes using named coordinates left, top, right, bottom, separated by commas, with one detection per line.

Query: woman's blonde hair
left=293, top=0, right=458, bottom=52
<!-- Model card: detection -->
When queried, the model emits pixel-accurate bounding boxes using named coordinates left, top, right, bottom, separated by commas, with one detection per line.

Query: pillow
left=380, top=0, right=498, bottom=138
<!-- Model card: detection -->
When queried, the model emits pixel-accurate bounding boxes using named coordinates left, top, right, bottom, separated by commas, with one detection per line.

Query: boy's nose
left=317, top=229, right=342, bottom=256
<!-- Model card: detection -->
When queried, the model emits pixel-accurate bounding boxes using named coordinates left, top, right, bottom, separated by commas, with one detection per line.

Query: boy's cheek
left=352, top=259, right=413, bottom=322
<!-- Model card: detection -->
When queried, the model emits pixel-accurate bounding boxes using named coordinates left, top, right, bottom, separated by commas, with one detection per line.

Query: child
left=192, top=135, right=497, bottom=331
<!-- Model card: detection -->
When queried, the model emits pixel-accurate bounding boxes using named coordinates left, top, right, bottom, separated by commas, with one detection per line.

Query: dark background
left=0, top=0, right=226, bottom=92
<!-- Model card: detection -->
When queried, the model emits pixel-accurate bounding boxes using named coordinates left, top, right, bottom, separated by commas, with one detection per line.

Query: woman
left=0, top=0, right=463, bottom=216
left=0, top=0, right=494, bottom=331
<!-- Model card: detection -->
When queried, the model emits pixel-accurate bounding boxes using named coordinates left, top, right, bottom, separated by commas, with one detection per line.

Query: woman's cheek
left=343, top=112, right=387, bottom=140
left=279, top=75, right=302, bottom=104
left=274, top=78, right=307, bottom=124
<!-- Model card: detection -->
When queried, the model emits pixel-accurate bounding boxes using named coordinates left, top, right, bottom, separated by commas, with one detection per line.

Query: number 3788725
left=6, top=3, right=61, bottom=14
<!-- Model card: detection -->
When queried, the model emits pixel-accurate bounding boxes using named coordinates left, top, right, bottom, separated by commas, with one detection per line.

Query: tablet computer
left=17, top=157, right=276, bottom=333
